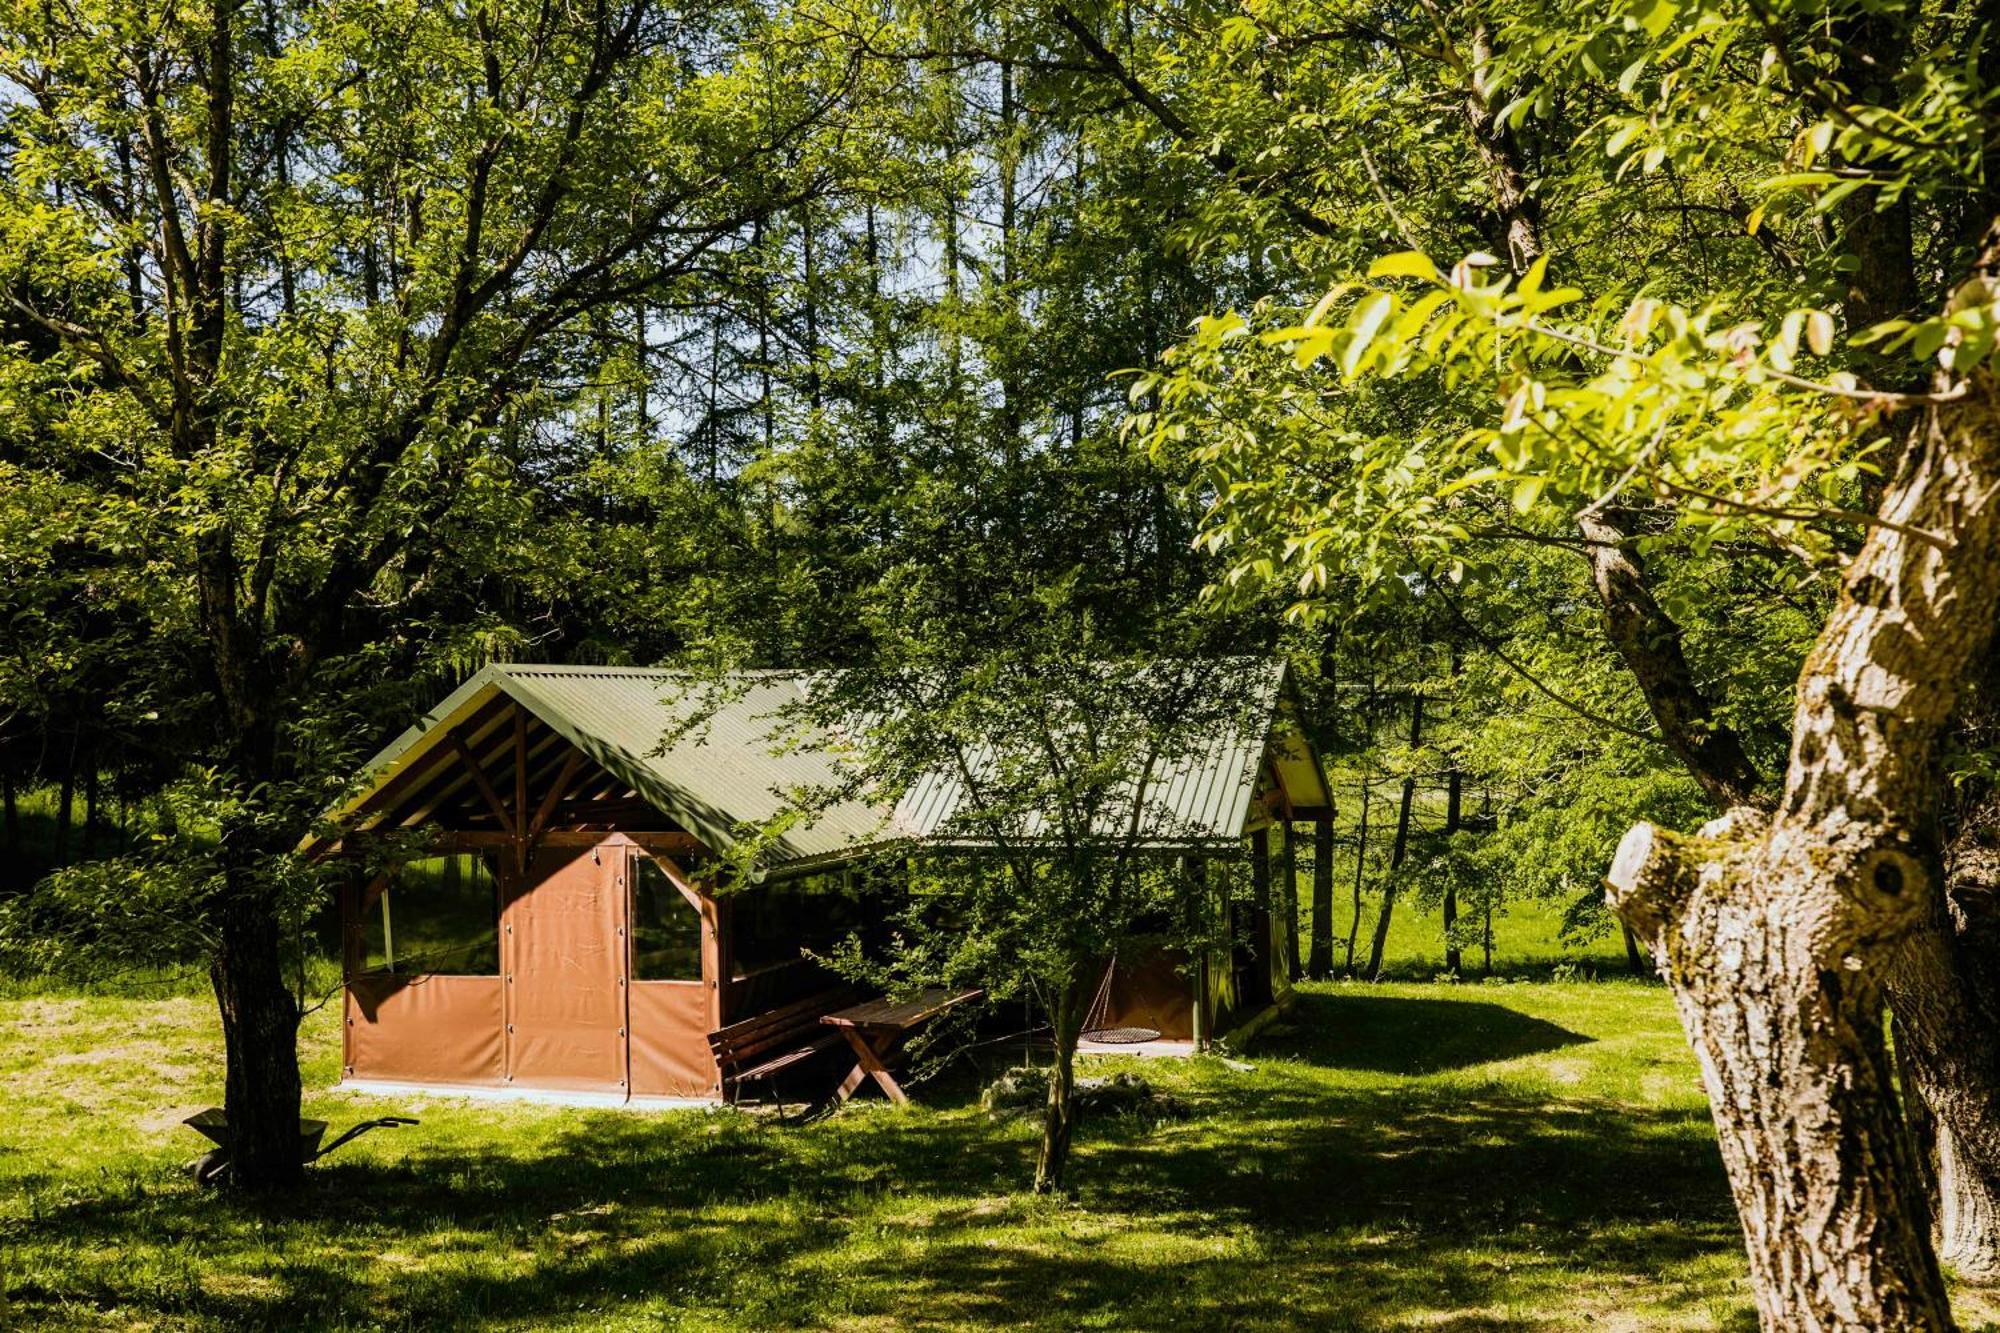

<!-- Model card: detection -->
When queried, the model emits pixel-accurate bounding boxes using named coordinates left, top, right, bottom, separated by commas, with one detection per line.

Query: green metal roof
left=330, top=659, right=1311, bottom=875
left=892, top=658, right=1289, bottom=851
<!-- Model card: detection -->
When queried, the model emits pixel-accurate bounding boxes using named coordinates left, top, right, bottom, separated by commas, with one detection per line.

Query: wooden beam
left=1281, top=815, right=1301, bottom=982
left=448, top=727, right=517, bottom=836
left=1266, top=749, right=1295, bottom=822
left=625, top=831, right=707, bottom=855
left=398, top=723, right=562, bottom=830
left=371, top=697, right=525, bottom=829
left=319, top=829, right=703, bottom=857
left=542, top=797, right=665, bottom=826
left=325, top=826, right=705, bottom=853
left=514, top=708, right=529, bottom=836
left=528, top=750, right=589, bottom=842
left=347, top=691, right=515, bottom=827
left=480, top=830, right=706, bottom=852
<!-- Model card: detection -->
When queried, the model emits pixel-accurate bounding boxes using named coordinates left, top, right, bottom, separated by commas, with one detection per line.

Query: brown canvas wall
left=1095, top=947, right=1196, bottom=1041
left=344, top=836, right=732, bottom=1099
left=503, top=845, right=629, bottom=1093
left=345, top=974, right=505, bottom=1086
left=629, top=981, right=714, bottom=1096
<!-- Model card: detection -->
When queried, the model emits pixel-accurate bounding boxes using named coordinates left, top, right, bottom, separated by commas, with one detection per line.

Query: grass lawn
left=0, top=977, right=1754, bottom=1332
left=9, top=977, right=1997, bottom=1331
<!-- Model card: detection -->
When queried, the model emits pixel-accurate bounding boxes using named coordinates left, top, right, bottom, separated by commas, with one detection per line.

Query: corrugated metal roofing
left=891, top=658, right=1285, bottom=850
left=331, top=659, right=1302, bottom=874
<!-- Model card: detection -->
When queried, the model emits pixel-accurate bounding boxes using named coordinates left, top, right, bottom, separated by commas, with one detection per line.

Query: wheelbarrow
left=182, top=1107, right=417, bottom=1185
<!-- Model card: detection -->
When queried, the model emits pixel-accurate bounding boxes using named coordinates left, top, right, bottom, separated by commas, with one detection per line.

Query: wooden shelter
left=315, top=662, right=1331, bottom=1104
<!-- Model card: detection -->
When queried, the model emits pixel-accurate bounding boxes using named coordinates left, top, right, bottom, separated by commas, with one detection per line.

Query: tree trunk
left=2, top=763, right=17, bottom=858
left=1035, top=988, right=1085, bottom=1194
left=83, top=751, right=99, bottom=855
left=1894, top=921, right=2000, bottom=1282
left=1462, top=25, right=1542, bottom=273
left=1889, top=787, right=2000, bottom=1282
left=1366, top=693, right=1422, bottom=982
left=1282, top=821, right=1300, bottom=981
left=1622, top=924, right=1645, bottom=977
left=1610, top=816, right=1954, bottom=1330
left=1363, top=777, right=1412, bottom=982
left=54, top=730, right=75, bottom=864
left=1440, top=893, right=1457, bottom=970
left=1608, top=358, right=2000, bottom=1329
left=1308, top=818, right=1334, bottom=979
left=1345, top=781, right=1368, bottom=973
left=1577, top=509, right=1764, bottom=810
left=209, top=886, right=305, bottom=1192
left=1442, top=767, right=1463, bottom=974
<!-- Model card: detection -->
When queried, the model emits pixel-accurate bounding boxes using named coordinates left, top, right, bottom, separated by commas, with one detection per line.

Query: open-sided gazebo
left=314, top=662, right=1332, bottom=1104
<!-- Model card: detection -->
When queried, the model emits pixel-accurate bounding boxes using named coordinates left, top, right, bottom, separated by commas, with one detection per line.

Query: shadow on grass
left=7, top=996, right=1745, bottom=1332
left=1258, top=991, right=1592, bottom=1076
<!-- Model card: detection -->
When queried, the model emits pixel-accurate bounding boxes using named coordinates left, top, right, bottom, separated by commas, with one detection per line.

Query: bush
left=979, top=1066, right=1191, bottom=1122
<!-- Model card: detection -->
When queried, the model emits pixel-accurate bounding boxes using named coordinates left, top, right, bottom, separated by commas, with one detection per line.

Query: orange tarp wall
left=343, top=836, right=723, bottom=1098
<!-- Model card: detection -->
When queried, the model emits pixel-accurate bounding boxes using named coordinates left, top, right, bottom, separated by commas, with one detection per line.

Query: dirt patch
left=138, top=1103, right=218, bottom=1135
left=0, top=999, right=90, bottom=1030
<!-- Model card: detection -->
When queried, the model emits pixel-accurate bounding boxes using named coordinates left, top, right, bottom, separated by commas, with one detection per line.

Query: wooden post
left=1186, top=856, right=1210, bottom=1049
left=513, top=707, right=529, bottom=875
left=1250, top=827, right=1271, bottom=918
left=380, top=888, right=396, bottom=974
left=1250, top=827, right=1273, bottom=1003
left=700, top=889, right=730, bottom=1032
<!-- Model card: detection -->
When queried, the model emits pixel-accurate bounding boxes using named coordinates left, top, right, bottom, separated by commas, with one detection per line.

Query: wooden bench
left=708, top=986, right=857, bottom=1104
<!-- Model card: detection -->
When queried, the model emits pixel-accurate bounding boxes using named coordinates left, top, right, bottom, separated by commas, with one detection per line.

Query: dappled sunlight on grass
left=0, top=979, right=1847, bottom=1330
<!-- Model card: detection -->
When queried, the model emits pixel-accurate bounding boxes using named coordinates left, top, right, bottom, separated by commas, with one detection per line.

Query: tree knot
left=1848, top=845, right=1931, bottom=941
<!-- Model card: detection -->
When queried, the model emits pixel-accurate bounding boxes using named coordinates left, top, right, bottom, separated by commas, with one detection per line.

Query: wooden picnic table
left=822, top=987, right=983, bottom=1106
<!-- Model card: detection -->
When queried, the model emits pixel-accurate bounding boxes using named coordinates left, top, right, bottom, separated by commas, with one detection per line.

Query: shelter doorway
left=503, top=845, right=630, bottom=1094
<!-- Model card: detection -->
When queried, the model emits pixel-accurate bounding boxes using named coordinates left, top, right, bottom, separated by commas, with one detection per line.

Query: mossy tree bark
left=1457, top=6, right=2000, bottom=1292
left=1608, top=356, right=2000, bottom=1329
left=1890, top=764, right=2000, bottom=1280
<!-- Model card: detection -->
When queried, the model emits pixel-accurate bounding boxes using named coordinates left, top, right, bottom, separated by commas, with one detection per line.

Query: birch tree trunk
left=1608, top=356, right=2000, bottom=1329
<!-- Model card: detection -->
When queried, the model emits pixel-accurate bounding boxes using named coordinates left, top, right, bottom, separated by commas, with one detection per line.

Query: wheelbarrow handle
left=312, top=1116, right=420, bottom=1161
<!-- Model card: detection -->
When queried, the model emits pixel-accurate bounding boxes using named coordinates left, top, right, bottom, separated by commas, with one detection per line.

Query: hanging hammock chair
left=1079, top=952, right=1160, bottom=1045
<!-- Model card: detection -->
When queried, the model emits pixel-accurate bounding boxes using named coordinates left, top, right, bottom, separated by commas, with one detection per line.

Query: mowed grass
left=1, top=977, right=1777, bottom=1332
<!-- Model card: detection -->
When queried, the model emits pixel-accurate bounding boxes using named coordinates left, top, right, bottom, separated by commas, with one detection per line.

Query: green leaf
left=1517, top=253, right=1551, bottom=299
left=1635, top=0, right=1678, bottom=38
left=1342, top=293, right=1395, bottom=377
left=1366, top=252, right=1440, bottom=283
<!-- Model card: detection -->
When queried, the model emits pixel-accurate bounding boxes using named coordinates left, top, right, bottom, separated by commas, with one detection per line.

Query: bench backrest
left=709, top=986, right=855, bottom=1067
